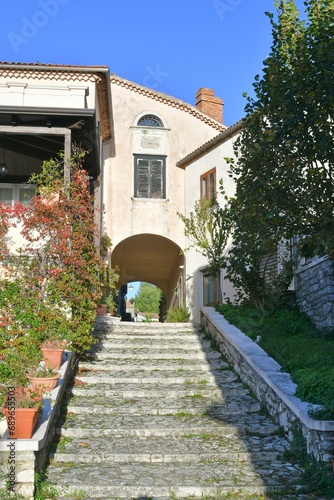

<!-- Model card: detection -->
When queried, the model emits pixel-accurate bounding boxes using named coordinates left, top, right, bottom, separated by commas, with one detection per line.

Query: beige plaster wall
left=103, top=82, right=222, bottom=254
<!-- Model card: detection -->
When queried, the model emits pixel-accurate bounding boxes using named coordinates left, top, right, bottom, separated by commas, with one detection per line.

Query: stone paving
left=45, top=318, right=308, bottom=499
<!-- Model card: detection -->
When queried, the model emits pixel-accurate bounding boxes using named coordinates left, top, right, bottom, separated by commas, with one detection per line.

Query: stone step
left=55, top=416, right=282, bottom=441
left=70, top=385, right=223, bottom=399
left=95, top=341, right=204, bottom=350
left=74, top=370, right=238, bottom=385
left=51, top=451, right=281, bottom=464
left=94, top=318, right=195, bottom=332
left=63, top=402, right=273, bottom=423
left=78, top=359, right=228, bottom=372
left=55, top=410, right=281, bottom=435
left=94, top=332, right=202, bottom=344
left=56, top=425, right=264, bottom=439
left=47, top=462, right=303, bottom=499
left=85, top=350, right=222, bottom=361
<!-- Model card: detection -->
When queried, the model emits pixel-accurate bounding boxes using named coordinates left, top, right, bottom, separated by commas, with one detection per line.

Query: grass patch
left=175, top=411, right=194, bottom=418
left=34, top=471, right=59, bottom=500
left=185, top=393, right=204, bottom=399
left=216, top=303, right=334, bottom=419
left=0, top=491, right=26, bottom=499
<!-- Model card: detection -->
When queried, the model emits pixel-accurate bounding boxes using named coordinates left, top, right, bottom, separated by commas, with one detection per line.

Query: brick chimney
left=196, top=88, right=224, bottom=123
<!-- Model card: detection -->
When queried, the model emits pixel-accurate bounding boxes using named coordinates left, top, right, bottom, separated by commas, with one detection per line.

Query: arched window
left=137, top=115, right=163, bottom=127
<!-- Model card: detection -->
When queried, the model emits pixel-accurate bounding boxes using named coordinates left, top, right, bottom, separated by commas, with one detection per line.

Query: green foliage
left=178, top=193, right=232, bottom=303
left=167, top=305, right=190, bottom=323
left=34, top=471, right=58, bottom=500
left=225, top=0, right=334, bottom=307
left=216, top=302, right=334, bottom=418
left=0, top=491, right=26, bottom=499
left=134, top=282, right=162, bottom=313
left=0, top=149, right=119, bottom=407
left=281, top=422, right=334, bottom=498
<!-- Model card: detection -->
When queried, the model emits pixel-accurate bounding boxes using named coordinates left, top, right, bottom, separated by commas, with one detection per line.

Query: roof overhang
left=0, top=63, right=113, bottom=142
left=176, top=120, right=244, bottom=169
left=0, top=107, right=100, bottom=179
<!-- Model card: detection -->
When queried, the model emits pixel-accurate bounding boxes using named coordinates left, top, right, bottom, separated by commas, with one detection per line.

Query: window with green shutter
left=134, top=155, right=166, bottom=199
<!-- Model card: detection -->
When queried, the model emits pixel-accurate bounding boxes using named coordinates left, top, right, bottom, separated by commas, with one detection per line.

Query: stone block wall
left=295, top=257, right=334, bottom=330
left=201, top=307, right=334, bottom=462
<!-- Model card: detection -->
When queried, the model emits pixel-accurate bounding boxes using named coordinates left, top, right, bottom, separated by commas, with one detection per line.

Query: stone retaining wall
left=201, top=307, right=334, bottom=462
left=0, top=351, right=75, bottom=499
left=295, top=257, right=334, bottom=330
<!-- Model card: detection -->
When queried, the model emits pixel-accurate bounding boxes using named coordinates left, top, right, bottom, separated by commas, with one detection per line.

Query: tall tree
left=227, top=0, right=334, bottom=305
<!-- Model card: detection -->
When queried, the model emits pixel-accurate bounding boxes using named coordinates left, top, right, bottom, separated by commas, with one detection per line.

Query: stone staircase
left=45, top=318, right=304, bottom=499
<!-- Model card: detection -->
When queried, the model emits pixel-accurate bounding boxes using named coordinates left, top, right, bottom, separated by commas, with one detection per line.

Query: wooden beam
left=0, top=126, right=69, bottom=135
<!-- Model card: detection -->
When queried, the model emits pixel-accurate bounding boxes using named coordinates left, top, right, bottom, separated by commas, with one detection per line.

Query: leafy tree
left=226, top=0, right=334, bottom=307
left=134, top=282, right=162, bottom=313
left=178, top=193, right=232, bottom=303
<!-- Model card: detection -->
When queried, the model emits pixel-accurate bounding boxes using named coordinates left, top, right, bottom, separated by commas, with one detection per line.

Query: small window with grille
left=137, top=115, right=163, bottom=127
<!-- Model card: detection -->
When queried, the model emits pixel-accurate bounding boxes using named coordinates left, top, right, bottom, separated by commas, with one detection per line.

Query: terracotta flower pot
left=2, top=388, right=41, bottom=439
left=97, top=304, right=107, bottom=316
left=27, top=373, right=60, bottom=391
left=41, top=347, right=64, bottom=369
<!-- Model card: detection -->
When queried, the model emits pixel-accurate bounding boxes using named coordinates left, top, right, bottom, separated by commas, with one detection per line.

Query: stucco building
left=0, top=62, right=236, bottom=323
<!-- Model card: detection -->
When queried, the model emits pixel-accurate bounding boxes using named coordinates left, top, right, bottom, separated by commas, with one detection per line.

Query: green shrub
left=167, top=305, right=190, bottom=323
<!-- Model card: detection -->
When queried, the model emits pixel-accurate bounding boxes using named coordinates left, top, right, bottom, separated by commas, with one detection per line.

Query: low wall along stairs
left=43, top=317, right=306, bottom=499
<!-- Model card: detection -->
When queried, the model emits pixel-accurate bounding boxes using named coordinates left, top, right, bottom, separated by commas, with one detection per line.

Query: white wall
left=183, top=133, right=239, bottom=323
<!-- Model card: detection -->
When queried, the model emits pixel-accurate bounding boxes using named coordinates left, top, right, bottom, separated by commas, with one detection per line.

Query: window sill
left=131, top=197, right=169, bottom=203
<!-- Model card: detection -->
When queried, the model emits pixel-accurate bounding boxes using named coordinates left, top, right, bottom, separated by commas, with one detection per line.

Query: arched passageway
left=111, top=234, right=184, bottom=320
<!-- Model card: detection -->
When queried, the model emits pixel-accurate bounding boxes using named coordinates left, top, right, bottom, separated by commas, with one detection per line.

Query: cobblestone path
left=46, top=318, right=305, bottom=499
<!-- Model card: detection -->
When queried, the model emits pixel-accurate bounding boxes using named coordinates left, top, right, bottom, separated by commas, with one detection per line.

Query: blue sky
left=2, top=0, right=306, bottom=126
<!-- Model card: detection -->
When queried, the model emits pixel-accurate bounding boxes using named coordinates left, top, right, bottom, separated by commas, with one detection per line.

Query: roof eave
left=176, top=119, right=244, bottom=169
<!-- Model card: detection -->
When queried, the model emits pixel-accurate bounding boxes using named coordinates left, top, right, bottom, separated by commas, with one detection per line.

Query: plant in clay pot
left=40, top=338, right=67, bottom=370
left=1, top=386, right=43, bottom=439
left=0, top=340, right=43, bottom=439
left=27, top=363, right=60, bottom=391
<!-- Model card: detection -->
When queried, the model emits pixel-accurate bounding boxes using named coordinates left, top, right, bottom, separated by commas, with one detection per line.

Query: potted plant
left=1, top=386, right=42, bottom=439
left=40, top=338, right=67, bottom=370
left=27, top=363, right=60, bottom=391
left=96, top=296, right=108, bottom=316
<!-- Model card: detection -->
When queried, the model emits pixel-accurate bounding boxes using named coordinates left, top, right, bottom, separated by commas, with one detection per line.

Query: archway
left=111, top=234, right=184, bottom=320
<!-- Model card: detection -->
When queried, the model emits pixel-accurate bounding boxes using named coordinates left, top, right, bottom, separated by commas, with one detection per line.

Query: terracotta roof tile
left=177, top=119, right=243, bottom=169
left=110, top=74, right=227, bottom=133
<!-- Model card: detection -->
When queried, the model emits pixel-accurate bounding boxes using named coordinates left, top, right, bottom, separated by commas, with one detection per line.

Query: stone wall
left=201, top=307, right=334, bottom=462
left=295, top=257, right=334, bottom=330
